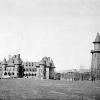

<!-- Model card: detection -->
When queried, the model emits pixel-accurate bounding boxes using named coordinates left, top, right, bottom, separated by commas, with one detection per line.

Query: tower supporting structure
left=91, top=33, right=100, bottom=80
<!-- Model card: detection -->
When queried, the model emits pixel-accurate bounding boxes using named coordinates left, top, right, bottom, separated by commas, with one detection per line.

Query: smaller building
left=54, top=73, right=61, bottom=80
left=61, top=71, right=80, bottom=81
left=80, top=72, right=91, bottom=81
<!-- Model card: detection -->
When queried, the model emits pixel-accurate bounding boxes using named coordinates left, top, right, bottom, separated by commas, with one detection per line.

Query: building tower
left=2, top=58, right=7, bottom=77
left=14, top=54, right=22, bottom=78
left=39, top=60, right=45, bottom=79
left=49, top=59, right=55, bottom=79
left=91, top=33, right=100, bottom=80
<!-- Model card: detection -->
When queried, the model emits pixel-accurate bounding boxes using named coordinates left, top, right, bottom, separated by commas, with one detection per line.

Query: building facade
left=23, top=56, right=55, bottom=79
left=0, top=54, right=23, bottom=79
left=91, top=33, right=100, bottom=80
left=0, top=54, right=55, bottom=79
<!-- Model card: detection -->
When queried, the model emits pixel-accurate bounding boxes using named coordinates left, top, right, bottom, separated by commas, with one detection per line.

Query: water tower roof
left=94, top=33, right=100, bottom=43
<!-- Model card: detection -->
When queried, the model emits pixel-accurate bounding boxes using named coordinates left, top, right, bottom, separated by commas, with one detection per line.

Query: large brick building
left=0, top=54, right=55, bottom=79
left=91, top=33, right=100, bottom=80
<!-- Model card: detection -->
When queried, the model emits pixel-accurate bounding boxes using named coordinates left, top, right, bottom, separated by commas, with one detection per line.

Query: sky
left=0, top=0, right=100, bottom=71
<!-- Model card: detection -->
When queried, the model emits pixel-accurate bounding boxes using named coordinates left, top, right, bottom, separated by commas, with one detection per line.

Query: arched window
left=8, top=72, right=11, bottom=76
left=35, top=73, right=36, bottom=76
left=12, top=72, right=14, bottom=75
left=4, top=72, right=7, bottom=75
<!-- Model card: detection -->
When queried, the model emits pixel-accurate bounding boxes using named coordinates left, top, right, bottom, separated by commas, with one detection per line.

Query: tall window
left=12, top=72, right=14, bottom=75
left=35, top=73, right=36, bottom=76
left=26, top=68, right=28, bottom=71
left=8, top=72, right=11, bottom=76
left=30, top=68, right=31, bottom=71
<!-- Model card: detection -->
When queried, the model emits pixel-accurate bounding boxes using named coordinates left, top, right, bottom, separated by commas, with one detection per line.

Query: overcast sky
left=0, top=0, right=100, bottom=71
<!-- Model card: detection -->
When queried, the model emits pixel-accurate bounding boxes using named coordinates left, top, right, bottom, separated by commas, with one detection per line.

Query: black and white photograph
left=0, top=0, right=100, bottom=100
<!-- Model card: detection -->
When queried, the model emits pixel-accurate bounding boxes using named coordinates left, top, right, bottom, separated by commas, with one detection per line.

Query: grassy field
left=0, top=78, right=100, bottom=100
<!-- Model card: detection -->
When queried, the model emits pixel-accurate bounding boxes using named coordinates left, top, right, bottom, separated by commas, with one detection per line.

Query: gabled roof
left=39, top=60, right=45, bottom=65
left=2, top=58, right=7, bottom=65
left=50, top=59, right=55, bottom=68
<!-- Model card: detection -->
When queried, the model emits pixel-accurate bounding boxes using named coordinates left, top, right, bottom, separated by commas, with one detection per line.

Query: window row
left=25, top=68, right=37, bottom=72
left=25, top=63, right=34, bottom=66
left=5, top=68, right=14, bottom=71
left=4, top=72, right=15, bottom=76
left=24, top=73, right=36, bottom=76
